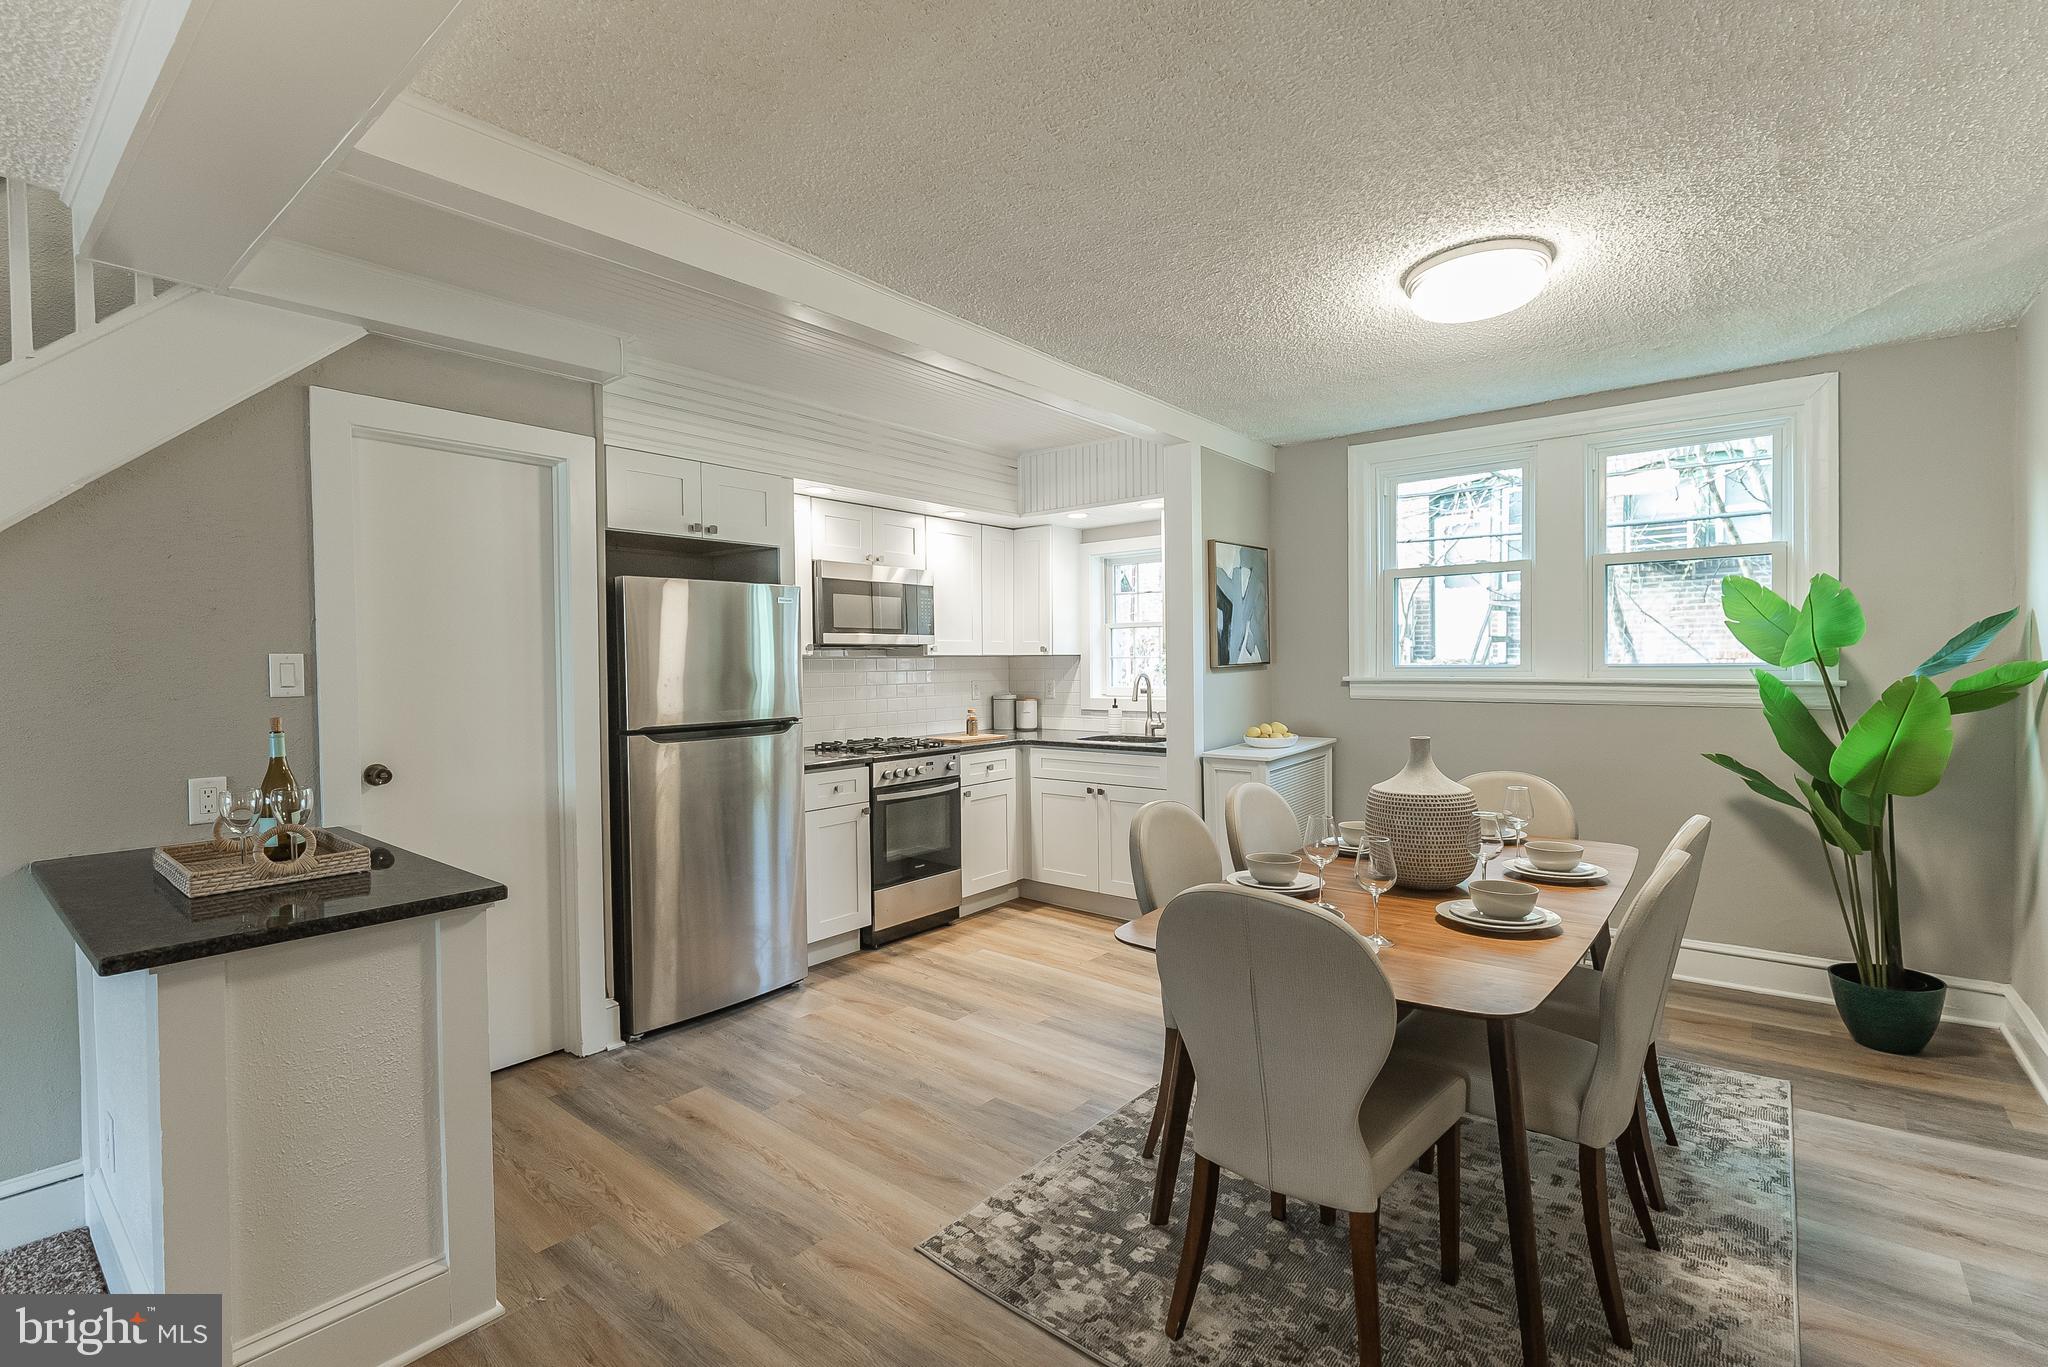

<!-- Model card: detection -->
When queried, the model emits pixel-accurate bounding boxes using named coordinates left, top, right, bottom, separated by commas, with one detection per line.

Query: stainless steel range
left=810, top=738, right=962, bottom=945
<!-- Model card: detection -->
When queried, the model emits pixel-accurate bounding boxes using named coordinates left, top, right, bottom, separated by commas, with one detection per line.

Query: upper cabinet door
left=926, top=517, right=982, bottom=656
left=980, top=525, right=1015, bottom=656
left=698, top=465, right=794, bottom=555
left=1010, top=524, right=1079, bottom=655
left=811, top=498, right=873, bottom=563
left=870, top=510, right=927, bottom=568
left=606, top=448, right=703, bottom=536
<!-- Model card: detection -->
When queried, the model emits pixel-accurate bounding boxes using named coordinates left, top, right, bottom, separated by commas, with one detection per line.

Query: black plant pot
left=1827, top=963, right=1946, bottom=1055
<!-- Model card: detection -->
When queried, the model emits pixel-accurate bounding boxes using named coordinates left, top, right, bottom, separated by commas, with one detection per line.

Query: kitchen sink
left=1077, top=734, right=1166, bottom=745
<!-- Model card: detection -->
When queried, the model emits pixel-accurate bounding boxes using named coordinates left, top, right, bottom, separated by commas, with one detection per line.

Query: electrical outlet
left=188, top=776, right=229, bottom=825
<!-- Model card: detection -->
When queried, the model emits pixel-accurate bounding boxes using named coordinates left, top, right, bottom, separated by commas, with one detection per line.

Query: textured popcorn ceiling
left=415, top=0, right=2048, bottom=444
left=0, top=0, right=126, bottom=186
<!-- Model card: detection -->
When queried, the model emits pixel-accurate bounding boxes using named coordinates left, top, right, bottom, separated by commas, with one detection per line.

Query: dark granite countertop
left=32, top=832, right=507, bottom=977
left=802, top=732, right=1166, bottom=772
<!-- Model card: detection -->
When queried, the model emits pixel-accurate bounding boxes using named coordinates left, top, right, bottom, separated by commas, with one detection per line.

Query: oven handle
left=873, top=779, right=961, bottom=803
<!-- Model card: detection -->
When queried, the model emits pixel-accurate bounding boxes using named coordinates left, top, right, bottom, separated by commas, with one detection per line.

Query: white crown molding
left=350, top=94, right=1274, bottom=472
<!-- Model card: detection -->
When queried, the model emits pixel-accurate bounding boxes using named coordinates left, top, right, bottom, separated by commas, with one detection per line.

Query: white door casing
left=310, top=388, right=614, bottom=1063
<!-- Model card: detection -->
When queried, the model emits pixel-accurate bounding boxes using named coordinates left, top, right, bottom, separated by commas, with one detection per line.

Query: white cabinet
left=1199, top=738, right=1337, bottom=852
left=803, top=767, right=871, bottom=944
left=1031, top=779, right=1102, bottom=892
left=794, top=494, right=814, bottom=652
left=927, top=517, right=983, bottom=656
left=1013, top=524, right=1081, bottom=655
left=980, top=525, right=1015, bottom=655
left=810, top=499, right=927, bottom=569
left=962, top=776, right=1023, bottom=898
left=1100, top=786, right=1150, bottom=901
left=606, top=448, right=794, bottom=563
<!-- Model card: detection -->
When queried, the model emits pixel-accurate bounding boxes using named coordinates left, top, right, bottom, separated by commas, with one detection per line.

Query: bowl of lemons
left=1243, top=722, right=1298, bottom=749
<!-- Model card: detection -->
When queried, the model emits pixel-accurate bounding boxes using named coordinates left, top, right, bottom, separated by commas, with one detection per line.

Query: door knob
left=363, top=763, right=393, bottom=787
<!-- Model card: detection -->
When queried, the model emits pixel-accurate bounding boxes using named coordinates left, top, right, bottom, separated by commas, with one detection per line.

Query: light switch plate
left=188, top=776, right=229, bottom=825
left=268, top=652, right=306, bottom=698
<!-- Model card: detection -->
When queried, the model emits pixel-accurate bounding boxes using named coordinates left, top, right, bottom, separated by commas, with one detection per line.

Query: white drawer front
left=1028, top=745, right=1168, bottom=791
left=803, top=767, right=870, bottom=812
left=961, top=747, right=1016, bottom=786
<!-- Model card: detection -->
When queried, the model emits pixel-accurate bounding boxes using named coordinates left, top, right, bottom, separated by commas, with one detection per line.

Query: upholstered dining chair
left=1129, top=801, right=1226, bottom=1222
left=1534, top=814, right=1712, bottom=1181
left=1394, top=846, right=1702, bottom=1350
left=1458, top=770, right=1577, bottom=838
left=1155, top=885, right=1467, bottom=1367
left=1223, top=781, right=1302, bottom=871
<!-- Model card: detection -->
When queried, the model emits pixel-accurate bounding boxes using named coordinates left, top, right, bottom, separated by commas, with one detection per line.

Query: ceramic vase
left=1364, top=737, right=1476, bottom=891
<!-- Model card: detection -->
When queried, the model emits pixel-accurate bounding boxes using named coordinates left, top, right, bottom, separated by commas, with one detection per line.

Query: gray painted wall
left=2017, top=302, right=2048, bottom=1021
left=1200, top=447, right=1272, bottom=751
left=0, top=335, right=597, bottom=1189
left=1272, top=330, right=2022, bottom=980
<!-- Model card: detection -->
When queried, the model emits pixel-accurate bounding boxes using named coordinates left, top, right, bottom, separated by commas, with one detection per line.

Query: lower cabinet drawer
left=1028, top=746, right=1168, bottom=791
left=804, top=767, right=870, bottom=812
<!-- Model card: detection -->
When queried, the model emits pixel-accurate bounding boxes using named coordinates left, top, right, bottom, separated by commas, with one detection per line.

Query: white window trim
left=1345, top=372, right=1840, bottom=707
left=1083, top=534, right=1165, bottom=711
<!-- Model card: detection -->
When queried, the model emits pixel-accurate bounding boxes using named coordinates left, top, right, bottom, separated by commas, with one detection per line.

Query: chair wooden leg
left=1645, top=1043, right=1678, bottom=1147
left=1165, top=1155, right=1221, bottom=1338
left=1270, top=1192, right=1288, bottom=1222
left=1578, top=1145, right=1632, bottom=1350
left=1347, top=1209, right=1383, bottom=1367
left=1436, top=1122, right=1461, bottom=1285
left=1415, top=1146, right=1434, bottom=1175
left=1150, top=1036, right=1195, bottom=1227
left=1631, top=1093, right=1667, bottom=1213
left=1143, top=1028, right=1180, bottom=1159
left=1617, top=1118, right=1661, bottom=1250
left=1319, top=1205, right=1337, bottom=1226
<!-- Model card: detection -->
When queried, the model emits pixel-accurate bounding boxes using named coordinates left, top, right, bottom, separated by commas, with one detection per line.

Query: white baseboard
left=0, top=1161, right=85, bottom=1252
left=807, top=931, right=862, bottom=967
left=1674, top=938, right=2010, bottom=1026
left=83, top=1168, right=149, bottom=1294
left=2003, top=990, right=2048, bottom=1109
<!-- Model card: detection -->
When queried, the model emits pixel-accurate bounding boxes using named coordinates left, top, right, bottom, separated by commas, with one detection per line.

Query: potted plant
left=1704, top=574, right=2047, bottom=1054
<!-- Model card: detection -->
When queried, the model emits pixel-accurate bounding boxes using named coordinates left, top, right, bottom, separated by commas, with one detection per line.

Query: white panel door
left=803, top=802, right=871, bottom=942
left=961, top=778, right=1021, bottom=897
left=606, top=448, right=701, bottom=536
left=699, top=463, right=793, bottom=551
left=870, top=509, right=927, bottom=568
left=811, top=498, right=872, bottom=563
left=927, top=517, right=982, bottom=656
left=1013, top=527, right=1049, bottom=655
left=1099, top=785, right=1151, bottom=901
left=1031, top=779, right=1100, bottom=890
left=332, top=431, right=569, bottom=1068
left=980, top=524, right=1015, bottom=656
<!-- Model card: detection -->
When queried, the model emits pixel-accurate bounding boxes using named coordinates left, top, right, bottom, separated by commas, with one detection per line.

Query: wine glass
left=1301, top=814, right=1338, bottom=911
left=218, top=786, right=261, bottom=856
left=1354, top=835, right=1396, bottom=950
left=1503, top=784, right=1534, bottom=849
left=1473, top=811, right=1504, bottom=884
left=264, top=785, right=316, bottom=861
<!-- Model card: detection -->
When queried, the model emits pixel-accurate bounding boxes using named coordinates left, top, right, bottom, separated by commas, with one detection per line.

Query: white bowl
left=1246, top=852, right=1302, bottom=886
left=1469, top=878, right=1540, bottom=921
left=1245, top=735, right=1298, bottom=749
left=1338, top=820, right=1370, bottom=848
left=1524, top=840, right=1585, bottom=873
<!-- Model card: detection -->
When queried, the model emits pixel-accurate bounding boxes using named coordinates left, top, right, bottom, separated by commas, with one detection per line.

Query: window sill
left=1340, top=675, right=1836, bottom=708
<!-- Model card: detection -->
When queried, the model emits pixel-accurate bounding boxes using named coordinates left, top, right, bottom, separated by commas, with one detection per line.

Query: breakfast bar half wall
left=32, top=835, right=507, bottom=1367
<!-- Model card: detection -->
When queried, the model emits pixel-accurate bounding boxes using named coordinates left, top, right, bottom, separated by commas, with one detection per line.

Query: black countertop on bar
left=802, top=732, right=1167, bottom=772
left=33, top=833, right=508, bottom=977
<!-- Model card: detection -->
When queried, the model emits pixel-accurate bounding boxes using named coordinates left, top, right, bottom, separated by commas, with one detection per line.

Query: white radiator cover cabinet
left=1199, top=737, right=1337, bottom=852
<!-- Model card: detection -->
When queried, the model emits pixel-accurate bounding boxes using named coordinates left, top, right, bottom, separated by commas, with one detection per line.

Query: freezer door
left=615, top=577, right=802, bottom=730
left=620, top=726, right=804, bottom=1032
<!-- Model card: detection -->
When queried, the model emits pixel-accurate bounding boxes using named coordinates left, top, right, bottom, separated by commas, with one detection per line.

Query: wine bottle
left=259, top=716, right=302, bottom=862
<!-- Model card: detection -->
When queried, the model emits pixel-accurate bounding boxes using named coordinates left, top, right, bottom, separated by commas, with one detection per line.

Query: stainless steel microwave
left=814, top=560, right=936, bottom=647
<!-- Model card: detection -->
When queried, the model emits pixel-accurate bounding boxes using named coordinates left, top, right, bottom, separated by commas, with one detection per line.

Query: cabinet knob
left=688, top=522, right=703, bottom=533
left=363, top=763, right=393, bottom=787
left=705, top=524, right=718, bottom=535
left=859, top=806, right=869, bottom=816
left=1039, top=646, right=1048, bottom=653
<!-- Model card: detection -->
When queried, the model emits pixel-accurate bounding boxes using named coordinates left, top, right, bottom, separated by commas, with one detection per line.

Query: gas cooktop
left=808, top=736, right=951, bottom=758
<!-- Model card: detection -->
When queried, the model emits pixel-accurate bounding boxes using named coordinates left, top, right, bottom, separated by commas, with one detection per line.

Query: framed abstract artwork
left=1209, top=539, right=1271, bottom=667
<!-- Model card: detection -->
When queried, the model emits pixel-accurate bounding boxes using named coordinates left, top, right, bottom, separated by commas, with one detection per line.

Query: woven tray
left=153, top=828, right=370, bottom=897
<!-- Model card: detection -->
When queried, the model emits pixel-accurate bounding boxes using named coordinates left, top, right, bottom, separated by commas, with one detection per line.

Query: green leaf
left=1915, top=609, right=2019, bottom=677
left=1702, top=752, right=1803, bottom=809
left=1838, top=784, right=1880, bottom=826
left=1796, top=777, right=1865, bottom=854
left=1721, top=576, right=1800, bottom=667
left=1756, top=671, right=1835, bottom=778
left=1828, top=676, right=1954, bottom=800
left=1780, top=574, right=1866, bottom=668
left=1946, top=659, right=2048, bottom=714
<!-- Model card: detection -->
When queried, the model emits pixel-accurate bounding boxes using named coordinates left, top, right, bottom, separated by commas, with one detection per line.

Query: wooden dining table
left=1115, top=839, right=1640, bottom=1367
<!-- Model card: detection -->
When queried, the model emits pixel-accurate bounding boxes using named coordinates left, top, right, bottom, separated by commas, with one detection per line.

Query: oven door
left=815, top=561, right=936, bottom=647
left=871, top=779, right=961, bottom=889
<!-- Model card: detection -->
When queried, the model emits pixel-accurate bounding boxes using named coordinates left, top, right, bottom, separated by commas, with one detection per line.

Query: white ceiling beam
left=351, top=95, right=1275, bottom=472
left=231, top=241, right=629, bottom=383
left=66, top=0, right=471, bottom=289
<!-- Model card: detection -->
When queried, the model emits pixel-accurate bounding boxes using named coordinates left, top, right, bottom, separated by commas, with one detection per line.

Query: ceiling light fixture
left=803, top=485, right=834, bottom=495
left=1067, top=512, right=1088, bottom=519
left=1401, top=237, right=1555, bottom=324
left=1140, top=500, right=1164, bottom=510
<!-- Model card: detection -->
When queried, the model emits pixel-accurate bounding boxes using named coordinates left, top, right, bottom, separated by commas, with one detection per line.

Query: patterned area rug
left=0, top=1228, right=107, bottom=1295
left=920, top=1058, right=1794, bottom=1366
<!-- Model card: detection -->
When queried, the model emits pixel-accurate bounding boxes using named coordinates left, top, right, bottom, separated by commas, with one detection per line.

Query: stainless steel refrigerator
left=611, top=577, right=804, bottom=1036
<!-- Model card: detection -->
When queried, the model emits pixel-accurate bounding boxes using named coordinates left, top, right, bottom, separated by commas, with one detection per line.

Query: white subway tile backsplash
left=799, top=650, right=1016, bottom=745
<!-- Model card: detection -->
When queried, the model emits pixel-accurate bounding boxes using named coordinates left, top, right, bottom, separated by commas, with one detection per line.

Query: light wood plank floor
left=422, top=901, right=2048, bottom=1367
